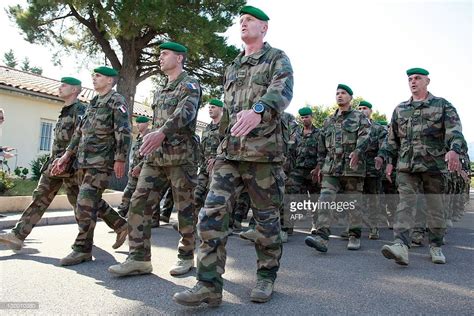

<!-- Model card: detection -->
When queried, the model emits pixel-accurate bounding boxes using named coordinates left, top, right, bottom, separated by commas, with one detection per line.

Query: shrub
left=14, top=166, right=29, bottom=179
left=30, top=154, right=49, bottom=181
left=0, top=170, right=14, bottom=193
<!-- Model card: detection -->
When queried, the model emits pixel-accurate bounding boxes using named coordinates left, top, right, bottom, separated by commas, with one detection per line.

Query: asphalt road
left=1, top=210, right=473, bottom=315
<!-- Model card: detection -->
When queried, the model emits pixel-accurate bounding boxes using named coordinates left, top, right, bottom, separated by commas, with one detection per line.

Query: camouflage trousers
left=128, top=162, right=196, bottom=261
left=197, top=159, right=284, bottom=291
left=194, top=170, right=210, bottom=211
left=160, top=185, right=174, bottom=218
left=233, top=191, right=251, bottom=224
left=381, top=176, right=398, bottom=226
left=394, top=172, right=446, bottom=247
left=72, top=168, right=127, bottom=253
left=363, top=176, right=382, bottom=228
left=12, top=173, right=79, bottom=240
left=444, top=172, right=465, bottom=221
left=313, top=176, right=364, bottom=240
left=285, top=167, right=320, bottom=230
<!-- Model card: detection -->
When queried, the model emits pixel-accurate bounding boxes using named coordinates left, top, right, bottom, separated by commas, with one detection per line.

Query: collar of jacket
left=163, top=71, right=188, bottom=91
left=402, top=92, right=435, bottom=107
left=233, top=42, right=272, bottom=67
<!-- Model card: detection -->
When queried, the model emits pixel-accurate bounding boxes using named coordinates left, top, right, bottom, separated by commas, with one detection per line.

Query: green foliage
left=3, top=49, right=17, bottom=68
left=297, top=104, right=337, bottom=129
left=0, top=170, right=15, bottom=193
left=8, top=0, right=245, bottom=106
left=14, top=166, right=29, bottom=179
left=21, top=57, right=43, bottom=75
left=29, top=154, right=49, bottom=181
left=371, top=110, right=388, bottom=123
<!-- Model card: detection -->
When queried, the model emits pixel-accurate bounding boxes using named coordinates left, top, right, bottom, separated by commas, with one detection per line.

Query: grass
left=0, top=178, right=115, bottom=196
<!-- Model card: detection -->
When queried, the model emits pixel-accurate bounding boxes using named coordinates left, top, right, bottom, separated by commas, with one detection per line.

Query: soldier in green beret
left=53, top=67, right=131, bottom=266
left=305, top=84, right=370, bottom=253
left=174, top=5, right=293, bottom=306
left=376, top=68, right=465, bottom=265
left=109, top=41, right=201, bottom=277
left=357, top=101, right=387, bottom=240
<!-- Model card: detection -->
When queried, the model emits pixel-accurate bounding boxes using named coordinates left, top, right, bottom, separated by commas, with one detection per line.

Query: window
left=39, top=120, right=54, bottom=152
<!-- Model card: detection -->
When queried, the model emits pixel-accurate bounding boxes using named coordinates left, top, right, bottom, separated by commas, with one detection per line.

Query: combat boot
left=340, top=230, right=349, bottom=240
left=112, top=224, right=128, bottom=249
left=411, top=231, right=424, bottom=247
left=304, top=235, right=328, bottom=253
left=429, top=246, right=446, bottom=264
left=239, top=228, right=258, bottom=243
left=347, top=236, right=361, bottom=250
left=381, top=243, right=409, bottom=265
left=170, top=259, right=194, bottom=276
left=280, top=230, right=288, bottom=243
left=108, top=258, right=153, bottom=276
left=60, top=251, right=92, bottom=266
left=173, top=281, right=222, bottom=307
left=0, top=231, right=24, bottom=250
left=250, top=279, right=274, bottom=303
left=368, top=228, right=379, bottom=240
left=160, top=215, right=170, bottom=223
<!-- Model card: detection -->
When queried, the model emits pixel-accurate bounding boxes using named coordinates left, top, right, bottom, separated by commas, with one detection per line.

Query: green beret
left=406, top=67, right=429, bottom=76
left=159, top=41, right=187, bottom=53
left=359, top=100, right=372, bottom=109
left=61, top=77, right=81, bottom=86
left=209, top=98, right=223, bottom=107
left=135, top=116, right=150, bottom=123
left=377, top=120, right=388, bottom=126
left=94, top=66, right=118, bottom=77
left=240, top=5, right=270, bottom=21
left=337, top=84, right=353, bottom=96
left=298, top=107, right=313, bottom=116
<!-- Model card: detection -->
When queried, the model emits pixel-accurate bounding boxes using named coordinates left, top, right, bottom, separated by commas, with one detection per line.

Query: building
left=0, top=66, right=208, bottom=172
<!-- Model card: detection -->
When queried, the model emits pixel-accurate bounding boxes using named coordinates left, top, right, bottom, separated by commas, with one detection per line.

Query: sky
left=0, top=0, right=472, bottom=141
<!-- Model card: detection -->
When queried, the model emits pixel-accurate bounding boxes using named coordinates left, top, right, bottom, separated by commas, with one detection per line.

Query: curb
left=0, top=210, right=76, bottom=230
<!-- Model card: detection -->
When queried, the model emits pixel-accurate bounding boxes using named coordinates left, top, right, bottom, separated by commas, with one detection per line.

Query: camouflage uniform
left=128, top=71, right=200, bottom=261
left=11, top=100, right=86, bottom=240
left=67, top=90, right=131, bottom=253
left=364, top=121, right=387, bottom=229
left=312, top=108, right=370, bottom=240
left=379, top=93, right=464, bottom=247
left=285, top=124, right=320, bottom=230
left=197, top=42, right=293, bottom=291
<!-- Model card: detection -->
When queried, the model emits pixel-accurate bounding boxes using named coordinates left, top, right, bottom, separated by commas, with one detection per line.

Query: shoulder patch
left=186, top=82, right=198, bottom=91
left=118, top=104, right=128, bottom=114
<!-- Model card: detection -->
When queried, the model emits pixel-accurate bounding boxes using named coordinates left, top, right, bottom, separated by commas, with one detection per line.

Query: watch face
left=254, top=103, right=264, bottom=113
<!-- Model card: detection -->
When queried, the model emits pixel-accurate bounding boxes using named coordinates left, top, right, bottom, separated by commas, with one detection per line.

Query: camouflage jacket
left=150, top=71, right=201, bottom=166
left=318, top=108, right=370, bottom=177
left=218, top=42, right=294, bottom=162
left=51, top=100, right=86, bottom=158
left=67, top=90, right=131, bottom=170
left=199, top=121, right=223, bottom=171
left=130, top=131, right=148, bottom=169
left=379, top=93, right=464, bottom=173
left=366, top=120, right=388, bottom=177
left=281, top=112, right=298, bottom=173
left=294, top=125, right=319, bottom=169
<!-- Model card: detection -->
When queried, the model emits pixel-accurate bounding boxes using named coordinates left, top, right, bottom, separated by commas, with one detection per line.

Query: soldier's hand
left=375, top=157, right=384, bottom=170
left=114, top=161, right=125, bottom=178
left=207, top=158, right=216, bottom=174
left=460, top=169, right=469, bottom=182
left=231, top=110, right=262, bottom=137
left=51, top=152, right=71, bottom=175
left=445, top=150, right=460, bottom=172
left=132, top=166, right=141, bottom=178
left=349, top=151, right=359, bottom=169
left=311, top=166, right=321, bottom=183
left=140, top=131, right=165, bottom=156
left=385, top=164, right=394, bottom=183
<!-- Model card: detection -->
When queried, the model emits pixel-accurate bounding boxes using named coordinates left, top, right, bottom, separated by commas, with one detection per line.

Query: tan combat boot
left=112, top=225, right=128, bottom=249
left=304, top=235, right=328, bottom=253
left=429, top=246, right=446, bottom=264
left=381, top=243, right=409, bottom=265
left=108, top=258, right=153, bottom=276
left=60, top=251, right=92, bottom=266
left=250, top=279, right=274, bottom=303
left=347, top=236, right=361, bottom=250
left=0, top=231, right=24, bottom=250
left=169, top=259, right=194, bottom=276
left=173, top=281, right=222, bottom=307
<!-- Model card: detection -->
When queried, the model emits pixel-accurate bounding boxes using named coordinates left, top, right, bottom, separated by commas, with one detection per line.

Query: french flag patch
left=119, top=105, right=127, bottom=113
left=187, top=82, right=198, bottom=90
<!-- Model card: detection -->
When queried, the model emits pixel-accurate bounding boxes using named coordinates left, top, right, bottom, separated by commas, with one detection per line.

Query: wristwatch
left=252, top=102, right=265, bottom=115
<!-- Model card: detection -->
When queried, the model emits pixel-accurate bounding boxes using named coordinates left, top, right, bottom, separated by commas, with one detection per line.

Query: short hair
left=177, top=52, right=187, bottom=66
left=111, top=76, right=119, bottom=87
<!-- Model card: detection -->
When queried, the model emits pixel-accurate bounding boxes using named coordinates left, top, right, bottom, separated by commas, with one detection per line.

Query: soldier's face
left=357, top=106, right=372, bottom=118
left=159, top=50, right=181, bottom=73
left=92, top=73, right=112, bottom=91
left=301, top=115, right=312, bottom=127
left=240, top=14, right=267, bottom=42
left=208, top=105, right=222, bottom=119
left=336, top=89, right=352, bottom=106
left=408, top=74, right=430, bottom=94
left=58, top=83, right=76, bottom=99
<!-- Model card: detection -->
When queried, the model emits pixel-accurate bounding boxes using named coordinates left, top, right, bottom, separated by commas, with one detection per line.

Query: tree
left=371, top=110, right=387, bottom=123
left=21, top=57, right=43, bottom=75
left=3, top=49, right=17, bottom=68
left=8, top=0, right=246, bottom=110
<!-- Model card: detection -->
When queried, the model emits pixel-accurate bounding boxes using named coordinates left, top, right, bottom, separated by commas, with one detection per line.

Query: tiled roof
left=0, top=65, right=152, bottom=117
